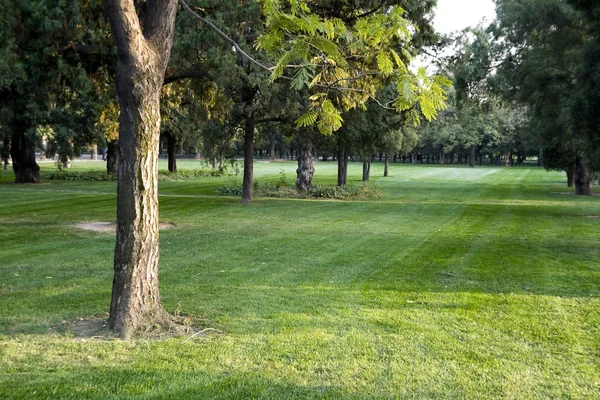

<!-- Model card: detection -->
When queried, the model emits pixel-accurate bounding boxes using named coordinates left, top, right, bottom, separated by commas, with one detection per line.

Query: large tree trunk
left=104, top=0, right=178, bottom=339
left=337, top=147, right=348, bottom=186
left=106, top=141, right=118, bottom=175
left=242, top=114, right=255, bottom=204
left=296, top=135, right=314, bottom=191
left=469, top=144, right=476, bottom=168
left=11, top=128, right=40, bottom=183
left=166, top=133, right=177, bottom=173
left=384, top=153, right=389, bottom=177
left=574, top=157, right=593, bottom=195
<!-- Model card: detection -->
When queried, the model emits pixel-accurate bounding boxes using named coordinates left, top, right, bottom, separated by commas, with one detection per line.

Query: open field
left=1, top=161, right=599, bottom=399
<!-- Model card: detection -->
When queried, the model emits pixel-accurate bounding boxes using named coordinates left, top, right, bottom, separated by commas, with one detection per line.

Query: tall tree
left=493, top=0, right=594, bottom=194
left=103, top=0, right=178, bottom=338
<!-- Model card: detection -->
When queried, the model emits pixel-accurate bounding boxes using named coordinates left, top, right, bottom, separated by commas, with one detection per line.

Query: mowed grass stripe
left=0, top=163, right=599, bottom=399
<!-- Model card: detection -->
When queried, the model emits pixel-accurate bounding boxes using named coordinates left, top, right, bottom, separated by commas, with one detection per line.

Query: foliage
left=157, top=168, right=225, bottom=180
left=257, top=0, right=451, bottom=134
left=218, top=178, right=383, bottom=200
left=42, top=168, right=227, bottom=182
left=41, top=170, right=116, bottom=181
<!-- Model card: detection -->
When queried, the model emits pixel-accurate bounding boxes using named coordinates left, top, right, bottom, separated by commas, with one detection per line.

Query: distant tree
left=493, top=0, right=594, bottom=194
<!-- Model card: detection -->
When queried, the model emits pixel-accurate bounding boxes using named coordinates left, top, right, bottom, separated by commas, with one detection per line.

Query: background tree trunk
left=106, top=141, right=118, bottom=175
left=2, top=136, right=10, bottom=171
left=337, top=147, right=348, bottom=186
left=566, top=166, right=574, bottom=187
left=469, top=144, right=476, bottom=168
left=384, top=153, right=389, bottom=177
left=167, top=133, right=177, bottom=173
left=362, top=159, right=371, bottom=181
left=91, top=144, right=98, bottom=161
left=11, top=128, right=40, bottom=183
left=574, top=157, right=593, bottom=195
left=269, top=135, right=276, bottom=161
left=296, top=135, right=314, bottom=191
left=242, top=114, right=255, bottom=204
left=104, top=0, right=178, bottom=339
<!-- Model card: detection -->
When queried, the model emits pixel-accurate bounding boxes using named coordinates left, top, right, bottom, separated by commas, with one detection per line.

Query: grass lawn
left=0, top=160, right=599, bottom=399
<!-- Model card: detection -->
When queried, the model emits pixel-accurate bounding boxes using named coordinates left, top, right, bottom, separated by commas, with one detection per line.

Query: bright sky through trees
left=434, top=0, right=496, bottom=34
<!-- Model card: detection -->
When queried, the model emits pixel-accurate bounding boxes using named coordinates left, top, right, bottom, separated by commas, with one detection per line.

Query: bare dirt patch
left=73, top=221, right=176, bottom=233
left=70, top=317, right=117, bottom=341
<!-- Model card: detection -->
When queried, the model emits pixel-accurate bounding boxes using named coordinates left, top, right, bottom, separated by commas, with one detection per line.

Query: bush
left=157, top=169, right=225, bottom=181
left=42, top=170, right=116, bottom=181
left=218, top=180, right=383, bottom=200
left=42, top=168, right=227, bottom=182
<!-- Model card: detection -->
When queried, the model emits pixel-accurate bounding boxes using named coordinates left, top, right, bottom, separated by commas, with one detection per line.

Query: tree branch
left=179, top=0, right=275, bottom=75
left=143, top=0, right=179, bottom=46
left=102, top=0, right=144, bottom=59
left=163, top=70, right=210, bottom=85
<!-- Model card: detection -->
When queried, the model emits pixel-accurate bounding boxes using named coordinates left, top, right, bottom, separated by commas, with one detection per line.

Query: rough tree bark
left=106, top=141, right=118, bottom=175
left=296, top=134, right=314, bottom=191
left=574, top=157, right=593, bottom=195
left=242, top=113, right=255, bottom=204
left=337, top=147, right=348, bottom=186
left=104, top=0, right=178, bottom=339
left=11, top=128, right=40, bottom=183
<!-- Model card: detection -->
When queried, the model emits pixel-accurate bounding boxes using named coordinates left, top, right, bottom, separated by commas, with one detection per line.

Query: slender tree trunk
left=566, top=166, right=574, bottom=187
left=337, top=147, right=348, bottom=186
left=104, top=0, right=178, bottom=339
left=269, top=135, right=276, bottom=161
left=574, top=157, right=593, bottom=195
left=384, top=153, right=389, bottom=177
left=61, top=154, right=71, bottom=169
left=362, top=159, right=369, bottom=181
left=2, top=135, right=10, bottom=171
left=242, top=114, right=255, bottom=204
left=167, top=133, right=177, bottom=173
left=11, top=127, right=40, bottom=183
left=469, top=144, right=476, bottom=168
left=106, top=141, right=118, bottom=175
left=91, top=144, right=98, bottom=161
left=296, top=135, right=314, bottom=191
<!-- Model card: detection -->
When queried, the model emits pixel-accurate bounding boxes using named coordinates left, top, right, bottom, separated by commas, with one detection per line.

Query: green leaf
left=377, top=52, right=394, bottom=76
left=295, top=111, right=318, bottom=127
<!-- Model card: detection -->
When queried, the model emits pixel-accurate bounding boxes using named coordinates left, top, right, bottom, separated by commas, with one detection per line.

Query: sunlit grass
left=0, top=161, right=598, bottom=399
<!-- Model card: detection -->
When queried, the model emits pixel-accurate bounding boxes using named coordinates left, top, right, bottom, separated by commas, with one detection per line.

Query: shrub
left=42, top=170, right=116, bottom=181
left=42, top=168, right=227, bottom=182
left=218, top=180, right=383, bottom=200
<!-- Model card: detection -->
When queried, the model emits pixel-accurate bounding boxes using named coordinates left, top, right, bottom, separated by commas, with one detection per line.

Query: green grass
left=1, top=160, right=599, bottom=399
